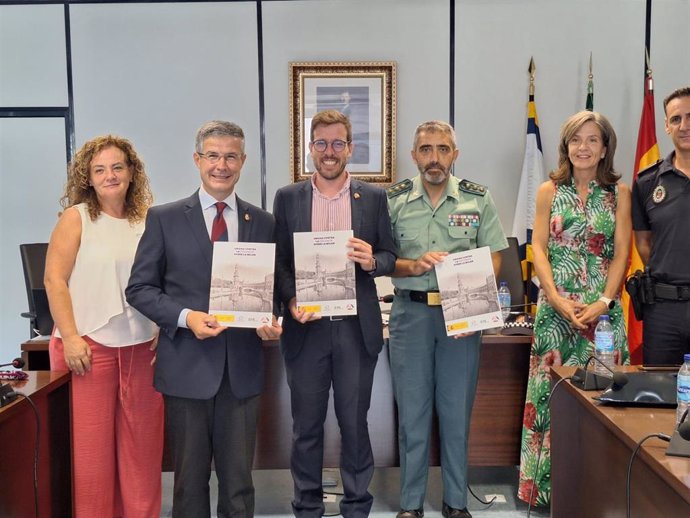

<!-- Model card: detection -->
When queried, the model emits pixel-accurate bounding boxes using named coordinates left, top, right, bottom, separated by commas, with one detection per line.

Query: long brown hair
left=550, top=110, right=620, bottom=186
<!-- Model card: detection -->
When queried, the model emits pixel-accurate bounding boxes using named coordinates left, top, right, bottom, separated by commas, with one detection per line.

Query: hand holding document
left=294, top=230, right=357, bottom=317
left=435, top=246, right=503, bottom=336
left=209, top=242, right=276, bottom=328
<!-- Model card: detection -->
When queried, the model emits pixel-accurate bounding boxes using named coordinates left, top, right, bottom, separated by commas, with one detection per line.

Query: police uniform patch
left=652, top=185, right=666, bottom=203
left=449, top=213, right=480, bottom=227
left=458, top=179, right=487, bottom=196
left=387, top=179, right=413, bottom=198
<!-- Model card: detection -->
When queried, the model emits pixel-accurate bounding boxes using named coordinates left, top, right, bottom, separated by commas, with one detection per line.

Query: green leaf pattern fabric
left=517, top=180, right=629, bottom=507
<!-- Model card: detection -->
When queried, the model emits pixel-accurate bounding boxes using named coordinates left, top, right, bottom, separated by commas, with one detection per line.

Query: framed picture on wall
left=289, top=61, right=396, bottom=184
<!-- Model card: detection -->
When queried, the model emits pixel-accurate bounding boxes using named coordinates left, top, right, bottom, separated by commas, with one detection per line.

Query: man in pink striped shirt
left=274, top=110, right=397, bottom=518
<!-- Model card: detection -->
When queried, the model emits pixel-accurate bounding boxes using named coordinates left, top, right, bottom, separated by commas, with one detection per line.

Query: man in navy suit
left=273, top=110, right=396, bottom=517
left=126, top=121, right=281, bottom=518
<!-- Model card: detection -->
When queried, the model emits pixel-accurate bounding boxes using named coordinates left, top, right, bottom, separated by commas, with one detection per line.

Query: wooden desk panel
left=23, top=333, right=531, bottom=470
left=0, top=371, right=71, bottom=518
left=255, top=333, right=531, bottom=469
left=551, top=366, right=690, bottom=518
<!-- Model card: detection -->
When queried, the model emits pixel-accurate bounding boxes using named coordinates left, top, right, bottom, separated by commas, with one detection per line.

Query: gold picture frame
left=289, top=61, right=396, bottom=184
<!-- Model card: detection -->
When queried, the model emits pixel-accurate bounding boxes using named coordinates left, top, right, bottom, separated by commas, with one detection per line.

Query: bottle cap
left=599, top=314, right=610, bottom=321
left=684, top=354, right=690, bottom=362
left=500, top=281, right=508, bottom=287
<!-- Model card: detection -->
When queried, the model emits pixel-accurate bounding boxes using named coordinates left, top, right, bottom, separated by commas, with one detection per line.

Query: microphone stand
left=572, top=355, right=628, bottom=391
left=666, top=409, right=690, bottom=458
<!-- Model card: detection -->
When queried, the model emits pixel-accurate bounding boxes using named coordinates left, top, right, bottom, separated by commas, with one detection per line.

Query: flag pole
left=586, top=52, right=594, bottom=111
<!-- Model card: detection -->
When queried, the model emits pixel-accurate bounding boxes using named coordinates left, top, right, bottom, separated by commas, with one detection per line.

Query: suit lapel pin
left=353, top=192, right=361, bottom=199
left=244, top=212, right=251, bottom=221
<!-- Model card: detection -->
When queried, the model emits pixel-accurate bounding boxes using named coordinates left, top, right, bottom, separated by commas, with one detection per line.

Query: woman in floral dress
left=517, top=111, right=631, bottom=507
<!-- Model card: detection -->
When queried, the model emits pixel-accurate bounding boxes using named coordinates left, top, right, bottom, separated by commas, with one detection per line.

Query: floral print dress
left=517, top=180, right=629, bottom=506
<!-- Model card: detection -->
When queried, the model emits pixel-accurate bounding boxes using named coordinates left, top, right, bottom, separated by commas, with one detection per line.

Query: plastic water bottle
left=498, top=281, right=511, bottom=321
left=677, top=354, right=690, bottom=426
left=594, top=315, right=615, bottom=375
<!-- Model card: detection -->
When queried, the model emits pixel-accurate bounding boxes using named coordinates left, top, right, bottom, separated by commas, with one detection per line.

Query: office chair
left=19, top=243, right=54, bottom=337
left=498, top=237, right=527, bottom=309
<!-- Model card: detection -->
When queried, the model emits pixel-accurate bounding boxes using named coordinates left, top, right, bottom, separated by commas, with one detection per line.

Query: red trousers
left=50, top=335, right=164, bottom=518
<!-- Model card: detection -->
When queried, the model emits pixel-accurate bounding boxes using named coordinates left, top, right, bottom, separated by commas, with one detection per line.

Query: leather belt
left=394, top=288, right=442, bottom=306
left=653, top=282, right=690, bottom=301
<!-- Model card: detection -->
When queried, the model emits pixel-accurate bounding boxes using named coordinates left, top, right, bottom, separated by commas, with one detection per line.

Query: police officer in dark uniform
left=632, top=86, right=690, bottom=365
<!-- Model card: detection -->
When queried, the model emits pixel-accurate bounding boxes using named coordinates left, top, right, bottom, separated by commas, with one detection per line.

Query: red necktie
left=211, top=202, right=228, bottom=242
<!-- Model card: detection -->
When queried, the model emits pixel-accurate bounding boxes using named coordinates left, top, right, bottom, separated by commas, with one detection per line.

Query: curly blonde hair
left=60, top=135, right=153, bottom=223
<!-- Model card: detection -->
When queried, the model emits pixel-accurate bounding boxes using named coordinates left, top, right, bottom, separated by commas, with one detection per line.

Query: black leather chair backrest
left=19, top=243, right=54, bottom=337
left=497, top=237, right=526, bottom=309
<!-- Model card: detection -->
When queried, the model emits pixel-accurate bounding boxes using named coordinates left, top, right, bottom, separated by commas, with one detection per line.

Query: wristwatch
left=598, top=296, right=615, bottom=310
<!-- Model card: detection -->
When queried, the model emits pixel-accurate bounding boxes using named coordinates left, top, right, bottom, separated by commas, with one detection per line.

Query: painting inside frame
left=290, top=61, right=396, bottom=184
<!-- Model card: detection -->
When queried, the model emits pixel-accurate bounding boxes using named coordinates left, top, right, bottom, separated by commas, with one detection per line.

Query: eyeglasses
left=311, top=139, right=349, bottom=153
left=198, top=152, right=242, bottom=164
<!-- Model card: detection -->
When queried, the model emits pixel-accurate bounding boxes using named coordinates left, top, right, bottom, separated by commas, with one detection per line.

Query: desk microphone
left=572, top=355, right=629, bottom=391
left=0, top=358, right=25, bottom=369
left=379, top=294, right=394, bottom=303
left=666, top=408, right=690, bottom=457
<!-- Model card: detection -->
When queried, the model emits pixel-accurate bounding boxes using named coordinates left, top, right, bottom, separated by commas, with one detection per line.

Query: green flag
left=586, top=78, right=594, bottom=111
left=586, top=53, right=594, bottom=110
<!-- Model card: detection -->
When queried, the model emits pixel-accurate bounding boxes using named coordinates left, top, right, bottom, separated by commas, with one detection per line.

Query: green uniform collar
left=409, top=174, right=462, bottom=205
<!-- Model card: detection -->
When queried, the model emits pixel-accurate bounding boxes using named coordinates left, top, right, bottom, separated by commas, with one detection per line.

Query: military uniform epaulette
left=637, top=158, right=663, bottom=177
left=458, top=179, right=487, bottom=196
left=387, top=179, right=413, bottom=198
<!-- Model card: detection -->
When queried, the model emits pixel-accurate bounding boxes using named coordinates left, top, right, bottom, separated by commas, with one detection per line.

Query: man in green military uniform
left=387, top=120, right=507, bottom=518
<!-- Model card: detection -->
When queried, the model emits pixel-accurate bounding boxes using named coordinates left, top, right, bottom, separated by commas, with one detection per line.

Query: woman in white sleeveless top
left=45, top=136, right=163, bottom=518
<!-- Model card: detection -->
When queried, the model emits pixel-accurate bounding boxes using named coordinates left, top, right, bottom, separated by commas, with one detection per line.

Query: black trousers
left=284, top=318, right=378, bottom=518
left=643, top=300, right=690, bottom=365
left=164, top=368, right=259, bottom=518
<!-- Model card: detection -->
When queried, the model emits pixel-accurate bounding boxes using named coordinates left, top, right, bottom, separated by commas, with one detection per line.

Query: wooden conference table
left=550, top=366, right=690, bottom=518
left=21, top=332, right=531, bottom=469
left=0, top=371, right=71, bottom=518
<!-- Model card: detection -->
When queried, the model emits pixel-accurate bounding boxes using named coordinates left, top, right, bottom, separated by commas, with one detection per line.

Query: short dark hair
left=310, top=110, right=352, bottom=142
left=663, top=87, right=690, bottom=115
left=195, top=120, right=245, bottom=153
left=412, top=120, right=457, bottom=150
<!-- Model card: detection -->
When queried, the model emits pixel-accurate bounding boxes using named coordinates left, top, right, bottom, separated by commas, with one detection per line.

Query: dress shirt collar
left=198, top=185, right=237, bottom=212
left=311, top=171, right=351, bottom=200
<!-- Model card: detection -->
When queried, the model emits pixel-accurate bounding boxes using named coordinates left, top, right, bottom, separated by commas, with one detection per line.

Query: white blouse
left=56, top=203, right=157, bottom=347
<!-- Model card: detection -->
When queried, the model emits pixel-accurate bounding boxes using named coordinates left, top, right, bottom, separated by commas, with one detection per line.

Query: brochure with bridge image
left=293, top=230, right=357, bottom=317
left=435, top=246, right=503, bottom=336
left=209, top=241, right=276, bottom=328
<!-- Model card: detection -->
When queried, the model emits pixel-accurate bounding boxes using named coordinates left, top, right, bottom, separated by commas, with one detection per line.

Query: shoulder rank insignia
left=458, top=179, right=487, bottom=196
left=387, top=179, right=413, bottom=198
left=637, top=158, right=663, bottom=177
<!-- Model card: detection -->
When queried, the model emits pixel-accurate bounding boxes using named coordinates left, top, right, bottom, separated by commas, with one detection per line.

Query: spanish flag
left=624, top=72, right=660, bottom=364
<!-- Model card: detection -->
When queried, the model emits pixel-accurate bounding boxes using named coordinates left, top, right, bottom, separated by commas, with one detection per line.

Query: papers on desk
left=435, top=246, right=503, bottom=336
left=294, top=230, right=357, bottom=317
left=209, top=242, right=276, bottom=328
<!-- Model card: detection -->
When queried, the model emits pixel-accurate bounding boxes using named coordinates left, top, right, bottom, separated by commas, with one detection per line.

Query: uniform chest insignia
left=449, top=213, right=480, bottom=227
left=652, top=185, right=666, bottom=204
